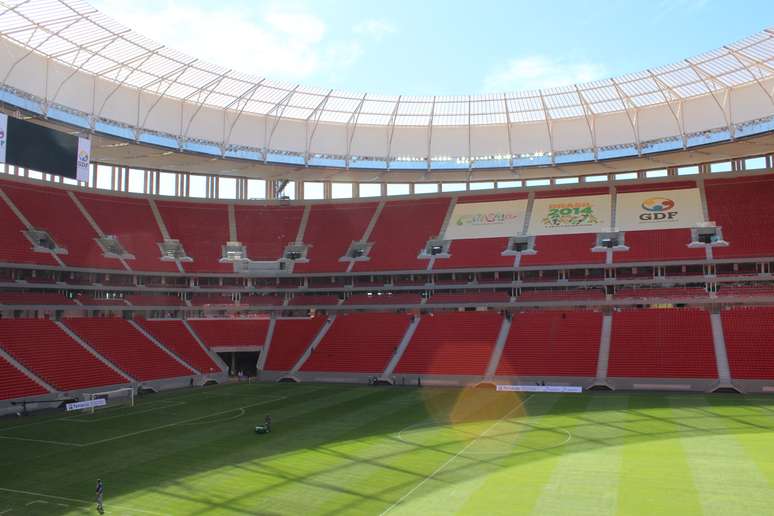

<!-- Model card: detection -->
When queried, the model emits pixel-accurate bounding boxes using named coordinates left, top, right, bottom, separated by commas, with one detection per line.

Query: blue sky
left=93, top=0, right=770, bottom=95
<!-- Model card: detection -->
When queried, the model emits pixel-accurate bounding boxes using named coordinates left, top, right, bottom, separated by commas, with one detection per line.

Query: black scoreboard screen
left=0, top=114, right=90, bottom=180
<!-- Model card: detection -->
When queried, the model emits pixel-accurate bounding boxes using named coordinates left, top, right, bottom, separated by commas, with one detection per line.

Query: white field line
left=59, top=402, right=187, bottom=423
left=0, top=396, right=286, bottom=448
left=0, top=487, right=166, bottom=515
left=84, top=396, right=286, bottom=446
left=0, top=435, right=81, bottom=447
left=380, top=394, right=535, bottom=515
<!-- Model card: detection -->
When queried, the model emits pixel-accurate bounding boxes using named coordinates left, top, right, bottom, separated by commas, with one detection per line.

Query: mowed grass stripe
left=617, top=395, right=701, bottom=516
left=529, top=395, right=627, bottom=516
left=445, top=394, right=571, bottom=515
left=671, top=395, right=774, bottom=516
left=104, top=385, right=399, bottom=515
left=377, top=391, right=537, bottom=515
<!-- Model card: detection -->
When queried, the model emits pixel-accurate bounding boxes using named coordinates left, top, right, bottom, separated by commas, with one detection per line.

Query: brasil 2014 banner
left=443, top=199, right=528, bottom=240
left=528, top=194, right=612, bottom=235
left=615, top=188, right=704, bottom=231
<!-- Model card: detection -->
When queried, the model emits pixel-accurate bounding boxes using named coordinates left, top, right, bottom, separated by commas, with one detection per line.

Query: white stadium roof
left=0, top=0, right=772, bottom=172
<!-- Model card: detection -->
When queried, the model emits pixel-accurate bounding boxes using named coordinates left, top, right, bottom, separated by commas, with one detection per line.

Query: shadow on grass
left=0, top=382, right=773, bottom=515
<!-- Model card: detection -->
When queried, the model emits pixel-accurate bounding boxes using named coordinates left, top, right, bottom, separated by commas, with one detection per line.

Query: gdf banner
left=616, top=188, right=704, bottom=231
left=527, top=194, right=612, bottom=235
left=444, top=199, right=528, bottom=240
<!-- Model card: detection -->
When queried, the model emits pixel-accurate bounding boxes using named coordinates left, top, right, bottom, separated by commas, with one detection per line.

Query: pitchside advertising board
left=0, top=113, right=90, bottom=181
left=616, top=188, right=705, bottom=231
left=528, top=194, right=612, bottom=235
left=443, top=199, right=528, bottom=240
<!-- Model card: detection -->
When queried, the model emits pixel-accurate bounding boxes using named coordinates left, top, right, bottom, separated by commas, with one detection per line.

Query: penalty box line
left=0, top=487, right=165, bottom=515
left=0, top=397, right=286, bottom=448
left=380, top=393, right=535, bottom=515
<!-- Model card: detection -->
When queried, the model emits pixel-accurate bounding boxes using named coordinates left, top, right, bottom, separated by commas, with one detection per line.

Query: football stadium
left=0, top=1, right=773, bottom=514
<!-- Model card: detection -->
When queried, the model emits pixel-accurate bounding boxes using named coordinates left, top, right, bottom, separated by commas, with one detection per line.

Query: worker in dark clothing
left=264, top=414, right=272, bottom=433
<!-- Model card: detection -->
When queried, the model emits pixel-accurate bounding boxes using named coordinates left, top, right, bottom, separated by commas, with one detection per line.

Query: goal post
left=84, top=387, right=135, bottom=414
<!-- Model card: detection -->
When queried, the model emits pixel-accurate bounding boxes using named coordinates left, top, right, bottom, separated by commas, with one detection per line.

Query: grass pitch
left=1, top=382, right=773, bottom=515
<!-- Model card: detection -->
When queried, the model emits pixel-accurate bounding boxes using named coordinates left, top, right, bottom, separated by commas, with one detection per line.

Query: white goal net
left=84, top=387, right=135, bottom=413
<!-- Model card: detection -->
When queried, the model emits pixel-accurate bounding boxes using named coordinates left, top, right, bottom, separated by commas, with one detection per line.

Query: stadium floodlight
left=85, top=387, right=135, bottom=414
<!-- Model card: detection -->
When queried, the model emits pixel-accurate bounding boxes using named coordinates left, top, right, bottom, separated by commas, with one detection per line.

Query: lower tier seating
left=64, top=318, right=193, bottom=381
left=301, top=313, right=412, bottom=373
left=608, top=308, right=717, bottom=378
left=721, top=307, right=774, bottom=379
left=264, top=317, right=325, bottom=371
left=138, top=319, right=222, bottom=374
left=395, top=311, right=502, bottom=376
left=188, top=319, right=269, bottom=348
left=0, top=319, right=127, bottom=391
left=0, top=355, right=48, bottom=400
left=496, top=311, right=602, bottom=377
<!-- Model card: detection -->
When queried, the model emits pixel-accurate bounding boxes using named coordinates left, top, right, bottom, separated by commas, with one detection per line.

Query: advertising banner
left=76, top=137, right=91, bottom=182
left=616, top=188, right=704, bottom=231
left=528, top=194, right=612, bottom=235
left=444, top=199, right=528, bottom=240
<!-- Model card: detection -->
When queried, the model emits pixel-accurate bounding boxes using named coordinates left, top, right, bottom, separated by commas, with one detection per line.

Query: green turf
left=1, top=383, right=773, bottom=515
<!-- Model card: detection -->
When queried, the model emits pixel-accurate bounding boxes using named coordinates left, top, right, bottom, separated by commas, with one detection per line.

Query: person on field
left=95, top=478, right=104, bottom=514
left=264, top=414, right=272, bottom=433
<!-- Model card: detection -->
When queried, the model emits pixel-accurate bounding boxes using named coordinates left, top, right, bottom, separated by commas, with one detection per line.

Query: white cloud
left=482, top=55, right=608, bottom=93
left=91, top=0, right=373, bottom=82
left=352, top=19, right=396, bottom=41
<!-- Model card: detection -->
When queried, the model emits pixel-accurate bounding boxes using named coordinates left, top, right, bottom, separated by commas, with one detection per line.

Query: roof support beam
left=263, top=85, right=299, bottom=162
left=610, top=79, right=641, bottom=156
left=537, top=91, right=555, bottom=164
left=345, top=93, right=367, bottom=168
left=574, top=85, right=596, bottom=159
left=181, top=70, right=231, bottom=140
left=502, top=94, right=514, bottom=168
left=385, top=96, right=401, bottom=169
left=426, top=96, right=436, bottom=171
left=648, top=69, right=686, bottom=148
left=222, top=81, right=263, bottom=151
left=304, top=89, right=333, bottom=165
left=685, top=59, right=734, bottom=139
left=723, top=46, right=774, bottom=106
left=94, top=49, right=160, bottom=118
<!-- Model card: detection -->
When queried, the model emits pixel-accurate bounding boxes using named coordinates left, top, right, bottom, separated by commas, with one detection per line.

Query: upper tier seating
left=716, top=285, right=774, bottom=298
left=615, top=229, right=704, bottom=263
left=706, top=175, right=774, bottom=258
left=156, top=200, right=232, bottom=273
left=721, top=307, right=774, bottom=380
left=288, top=295, right=340, bottom=306
left=517, top=289, right=605, bottom=302
left=613, top=287, right=708, bottom=299
left=0, top=319, right=127, bottom=391
left=2, top=182, right=118, bottom=269
left=301, top=313, right=412, bottom=373
left=64, top=318, right=193, bottom=381
left=395, top=311, right=502, bottom=376
left=234, top=205, right=304, bottom=261
left=608, top=308, right=717, bottom=378
left=355, top=198, right=450, bottom=271
left=188, top=319, right=269, bottom=348
left=241, top=295, right=285, bottom=306
left=428, top=292, right=510, bottom=304
left=264, top=317, right=326, bottom=371
left=76, top=193, right=178, bottom=272
left=520, top=233, right=605, bottom=266
left=138, top=319, right=222, bottom=374
left=190, top=295, right=234, bottom=306
left=435, top=237, right=515, bottom=269
left=0, top=188, right=57, bottom=266
left=0, top=355, right=47, bottom=400
left=0, top=292, right=75, bottom=305
left=345, top=293, right=423, bottom=305
left=496, top=310, right=602, bottom=376
left=294, top=203, right=377, bottom=273
left=125, top=295, right=184, bottom=306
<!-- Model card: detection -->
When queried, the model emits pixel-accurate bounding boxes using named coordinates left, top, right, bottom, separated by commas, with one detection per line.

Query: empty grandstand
left=0, top=1, right=772, bottom=514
